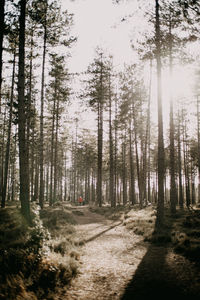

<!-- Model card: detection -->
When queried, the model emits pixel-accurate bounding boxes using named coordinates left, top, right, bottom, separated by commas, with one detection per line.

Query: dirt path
left=60, top=207, right=147, bottom=300
left=60, top=207, right=200, bottom=300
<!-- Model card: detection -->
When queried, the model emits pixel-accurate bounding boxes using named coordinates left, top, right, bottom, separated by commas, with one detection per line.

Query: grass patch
left=171, top=208, right=200, bottom=264
left=72, top=210, right=84, bottom=216
left=123, top=206, right=156, bottom=241
left=0, top=204, right=79, bottom=300
left=89, top=205, right=131, bottom=220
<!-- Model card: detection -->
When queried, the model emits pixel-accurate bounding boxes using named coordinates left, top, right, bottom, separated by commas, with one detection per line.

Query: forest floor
left=55, top=205, right=200, bottom=300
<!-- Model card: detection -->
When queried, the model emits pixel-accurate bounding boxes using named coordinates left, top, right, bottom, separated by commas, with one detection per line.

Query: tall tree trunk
left=177, top=111, right=184, bottom=208
left=97, top=66, right=103, bottom=207
left=0, top=106, right=6, bottom=205
left=109, top=75, right=114, bottom=207
left=0, top=0, right=5, bottom=113
left=26, top=27, right=34, bottom=203
left=33, top=150, right=39, bottom=202
left=122, top=131, right=127, bottom=206
left=147, top=59, right=152, bottom=204
left=134, top=116, right=143, bottom=208
left=191, top=163, right=196, bottom=205
left=197, top=96, right=200, bottom=203
left=11, top=133, right=17, bottom=202
left=114, top=97, right=118, bottom=207
left=155, top=0, right=165, bottom=227
left=169, top=20, right=177, bottom=214
left=50, top=97, right=56, bottom=206
left=18, top=0, right=30, bottom=222
left=182, top=114, right=190, bottom=208
left=53, top=98, right=59, bottom=203
left=129, top=123, right=136, bottom=205
left=39, top=9, right=47, bottom=209
left=1, top=49, right=16, bottom=208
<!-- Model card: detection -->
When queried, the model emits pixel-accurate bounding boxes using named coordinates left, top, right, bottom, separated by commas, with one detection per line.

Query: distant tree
left=47, top=53, right=69, bottom=205
left=85, top=50, right=110, bottom=207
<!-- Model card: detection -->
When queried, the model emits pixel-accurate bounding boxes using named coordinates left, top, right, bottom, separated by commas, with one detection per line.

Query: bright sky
left=61, top=0, right=197, bottom=137
left=61, top=0, right=143, bottom=73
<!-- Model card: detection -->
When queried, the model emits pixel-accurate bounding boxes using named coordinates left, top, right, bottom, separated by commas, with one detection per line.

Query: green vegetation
left=0, top=204, right=79, bottom=300
left=91, top=204, right=200, bottom=266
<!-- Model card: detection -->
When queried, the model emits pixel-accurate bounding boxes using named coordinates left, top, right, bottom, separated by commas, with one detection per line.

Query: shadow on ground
left=121, top=215, right=200, bottom=300
left=84, top=221, right=122, bottom=243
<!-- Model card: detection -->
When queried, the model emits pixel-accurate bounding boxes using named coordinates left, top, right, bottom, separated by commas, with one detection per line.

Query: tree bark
left=39, top=6, right=47, bottom=209
left=0, top=0, right=5, bottom=113
left=169, top=20, right=177, bottom=214
left=1, top=49, right=16, bottom=208
left=155, top=0, right=165, bottom=227
left=108, top=75, right=114, bottom=207
left=18, top=0, right=31, bottom=222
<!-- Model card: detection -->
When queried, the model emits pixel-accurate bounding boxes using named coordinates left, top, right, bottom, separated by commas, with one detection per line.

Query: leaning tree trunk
left=18, top=0, right=30, bottom=222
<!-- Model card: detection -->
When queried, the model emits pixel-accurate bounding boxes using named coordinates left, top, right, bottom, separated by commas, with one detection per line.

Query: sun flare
left=162, top=65, right=194, bottom=104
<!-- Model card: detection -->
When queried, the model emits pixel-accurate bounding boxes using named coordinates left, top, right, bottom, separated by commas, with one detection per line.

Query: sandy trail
left=61, top=207, right=147, bottom=300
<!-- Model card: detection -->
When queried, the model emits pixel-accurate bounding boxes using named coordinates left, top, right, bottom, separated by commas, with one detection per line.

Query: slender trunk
left=11, top=133, right=17, bottom=202
left=169, top=20, right=177, bottom=214
left=109, top=75, right=114, bottom=207
left=97, top=64, right=103, bottom=207
left=1, top=49, right=16, bottom=208
left=147, top=59, right=152, bottom=204
left=197, top=96, right=200, bottom=203
left=114, top=97, right=118, bottom=207
left=122, top=132, right=127, bottom=206
left=134, top=117, right=143, bottom=208
left=50, top=97, right=56, bottom=206
left=155, top=0, right=165, bottom=227
left=0, top=107, right=6, bottom=204
left=33, top=151, right=39, bottom=202
left=178, top=111, right=184, bottom=208
left=191, top=163, right=196, bottom=205
left=18, top=0, right=30, bottom=222
left=129, top=124, right=136, bottom=205
left=30, top=128, right=35, bottom=201
left=39, top=11, right=47, bottom=209
left=0, top=0, right=5, bottom=113
left=53, top=98, right=59, bottom=202
left=182, top=114, right=190, bottom=208
left=26, top=28, right=34, bottom=203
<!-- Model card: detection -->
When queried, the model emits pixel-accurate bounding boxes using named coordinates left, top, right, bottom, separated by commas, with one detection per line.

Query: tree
left=1, top=31, right=17, bottom=208
left=85, top=50, right=110, bottom=207
left=155, top=0, right=165, bottom=227
left=0, top=0, right=5, bottom=113
left=47, top=53, right=69, bottom=205
left=17, top=0, right=31, bottom=222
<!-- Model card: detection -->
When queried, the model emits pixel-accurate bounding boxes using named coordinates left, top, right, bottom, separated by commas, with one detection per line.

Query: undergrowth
left=0, top=204, right=79, bottom=300
left=123, top=205, right=200, bottom=265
